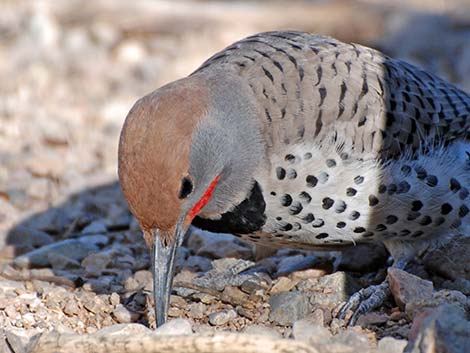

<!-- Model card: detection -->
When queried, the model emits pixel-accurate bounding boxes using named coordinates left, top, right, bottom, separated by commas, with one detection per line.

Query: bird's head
left=118, top=71, right=264, bottom=327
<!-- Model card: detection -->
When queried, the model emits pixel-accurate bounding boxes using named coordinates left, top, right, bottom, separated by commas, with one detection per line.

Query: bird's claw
left=338, top=280, right=391, bottom=325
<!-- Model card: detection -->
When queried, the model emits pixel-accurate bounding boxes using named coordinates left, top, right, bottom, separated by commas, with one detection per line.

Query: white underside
left=247, top=139, right=470, bottom=258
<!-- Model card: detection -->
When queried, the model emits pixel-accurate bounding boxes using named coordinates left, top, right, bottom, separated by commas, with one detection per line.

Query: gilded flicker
left=118, top=31, right=470, bottom=327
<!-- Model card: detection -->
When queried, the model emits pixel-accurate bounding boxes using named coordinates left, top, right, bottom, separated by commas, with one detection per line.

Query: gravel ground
left=1, top=1, right=469, bottom=352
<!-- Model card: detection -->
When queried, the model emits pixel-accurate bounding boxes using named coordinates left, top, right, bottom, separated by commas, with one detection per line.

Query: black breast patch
left=192, top=181, right=266, bottom=234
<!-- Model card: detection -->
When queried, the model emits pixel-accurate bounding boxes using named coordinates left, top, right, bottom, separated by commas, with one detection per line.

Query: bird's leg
left=338, top=280, right=391, bottom=325
left=338, top=258, right=408, bottom=325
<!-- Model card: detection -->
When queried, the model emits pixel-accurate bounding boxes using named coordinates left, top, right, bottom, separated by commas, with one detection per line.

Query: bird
left=118, top=31, right=470, bottom=327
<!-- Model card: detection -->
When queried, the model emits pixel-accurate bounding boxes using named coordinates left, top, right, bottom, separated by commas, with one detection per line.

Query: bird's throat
left=189, top=175, right=220, bottom=220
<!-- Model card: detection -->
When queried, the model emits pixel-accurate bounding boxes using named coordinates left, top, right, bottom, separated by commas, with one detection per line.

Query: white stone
left=112, top=304, right=138, bottom=323
left=378, top=337, right=408, bottom=353
left=155, top=318, right=193, bottom=335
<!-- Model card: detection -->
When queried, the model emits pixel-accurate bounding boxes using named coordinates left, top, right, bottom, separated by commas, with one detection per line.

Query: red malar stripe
left=189, top=175, right=220, bottom=220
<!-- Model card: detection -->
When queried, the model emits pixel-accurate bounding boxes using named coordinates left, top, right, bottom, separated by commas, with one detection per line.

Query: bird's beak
left=152, top=221, right=186, bottom=327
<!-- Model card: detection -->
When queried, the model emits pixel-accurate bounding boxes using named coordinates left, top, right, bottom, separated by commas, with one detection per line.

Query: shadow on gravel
left=4, top=181, right=139, bottom=287
left=7, top=181, right=131, bottom=256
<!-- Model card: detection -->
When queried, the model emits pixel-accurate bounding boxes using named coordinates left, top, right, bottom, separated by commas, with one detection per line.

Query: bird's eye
left=178, top=176, right=193, bottom=199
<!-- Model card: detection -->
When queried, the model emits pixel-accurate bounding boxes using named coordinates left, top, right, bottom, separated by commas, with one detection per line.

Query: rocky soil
left=0, top=1, right=469, bottom=352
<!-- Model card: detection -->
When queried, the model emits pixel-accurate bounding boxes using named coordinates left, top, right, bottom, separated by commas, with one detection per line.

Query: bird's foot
left=337, top=279, right=390, bottom=325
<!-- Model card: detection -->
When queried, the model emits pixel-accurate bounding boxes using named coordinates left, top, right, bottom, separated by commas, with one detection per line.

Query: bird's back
left=194, top=31, right=470, bottom=159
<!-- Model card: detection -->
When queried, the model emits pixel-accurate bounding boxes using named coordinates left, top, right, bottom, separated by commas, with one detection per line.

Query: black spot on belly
left=349, top=211, right=360, bottom=220
left=419, top=216, right=432, bottom=226
left=386, top=215, right=398, bottom=224
left=459, top=205, right=469, bottom=217
left=415, top=166, right=427, bottom=179
left=192, top=181, right=266, bottom=234
left=368, top=195, right=379, bottom=206
left=276, top=167, right=286, bottom=180
left=322, top=197, right=334, bottom=209
left=397, top=181, right=411, bottom=193
left=441, top=203, right=453, bottom=215
left=376, top=224, right=387, bottom=231
left=326, top=159, right=336, bottom=168
left=411, top=200, right=423, bottom=211
left=425, top=175, right=438, bottom=187
left=285, top=154, right=296, bottom=163
left=450, top=178, right=461, bottom=191
left=281, top=223, right=293, bottom=231
left=354, top=175, right=364, bottom=184
left=299, top=191, right=312, bottom=203
left=401, top=165, right=412, bottom=176
left=306, top=175, right=318, bottom=187
left=315, top=233, right=329, bottom=239
left=302, top=213, right=315, bottom=223
left=281, top=194, right=293, bottom=206
left=399, top=229, right=411, bottom=236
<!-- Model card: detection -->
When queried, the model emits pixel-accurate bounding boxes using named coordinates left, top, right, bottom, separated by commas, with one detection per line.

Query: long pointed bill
left=152, top=223, right=186, bottom=327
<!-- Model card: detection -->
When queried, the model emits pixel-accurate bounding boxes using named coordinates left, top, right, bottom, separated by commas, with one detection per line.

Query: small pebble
left=208, top=310, right=238, bottom=326
left=109, top=292, right=120, bottom=307
left=269, top=291, right=310, bottom=326
left=270, top=277, right=295, bottom=294
left=63, top=300, right=80, bottom=316
left=112, top=304, right=138, bottom=323
left=188, top=302, right=206, bottom=319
